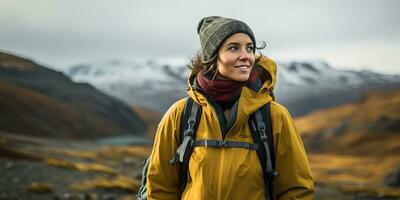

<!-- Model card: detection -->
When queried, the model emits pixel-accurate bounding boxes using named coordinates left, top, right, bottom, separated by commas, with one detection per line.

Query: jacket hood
left=187, top=55, right=277, bottom=116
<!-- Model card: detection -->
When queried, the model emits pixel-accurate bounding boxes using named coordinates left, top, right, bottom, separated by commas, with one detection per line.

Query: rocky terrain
left=1, top=131, right=400, bottom=200
left=0, top=131, right=149, bottom=200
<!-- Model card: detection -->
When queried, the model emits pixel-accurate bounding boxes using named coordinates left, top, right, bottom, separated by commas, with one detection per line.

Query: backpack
left=136, top=97, right=277, bottom=200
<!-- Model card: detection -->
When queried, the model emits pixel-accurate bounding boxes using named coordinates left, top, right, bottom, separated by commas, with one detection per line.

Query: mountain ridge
left=63, top=58, right=400, bottom=117
left=0, top=51, right=147, bottom=139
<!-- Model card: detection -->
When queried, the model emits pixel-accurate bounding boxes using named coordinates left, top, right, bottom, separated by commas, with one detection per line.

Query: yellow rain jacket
left=146, top=56, right=314, bottom=200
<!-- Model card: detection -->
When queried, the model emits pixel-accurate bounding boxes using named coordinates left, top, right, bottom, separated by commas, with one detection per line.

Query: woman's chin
left=232, top=74, right=251, bottom=82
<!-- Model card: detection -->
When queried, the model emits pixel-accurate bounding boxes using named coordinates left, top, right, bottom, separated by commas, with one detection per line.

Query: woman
left=146, top=16, right=314, bottom=200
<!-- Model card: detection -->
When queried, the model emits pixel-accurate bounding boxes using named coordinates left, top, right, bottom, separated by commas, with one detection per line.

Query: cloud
left=1, top=0, right=399, bottom=73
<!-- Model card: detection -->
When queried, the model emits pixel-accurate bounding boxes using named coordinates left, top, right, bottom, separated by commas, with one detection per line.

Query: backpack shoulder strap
left=180, top=97, right=200, bottom=142
left=250, top=103, right=277, bottom=200
left=170, top=97, right=202, bottom=193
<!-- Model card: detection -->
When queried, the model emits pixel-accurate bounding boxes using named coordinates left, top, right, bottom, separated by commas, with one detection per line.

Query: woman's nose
left=238, top=49, right=251, bottom=60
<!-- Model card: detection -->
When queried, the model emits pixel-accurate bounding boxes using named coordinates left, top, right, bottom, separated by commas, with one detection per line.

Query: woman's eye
left=228, top=45, right=239, bottom=51
left=246, top=46, right=254, bottom=52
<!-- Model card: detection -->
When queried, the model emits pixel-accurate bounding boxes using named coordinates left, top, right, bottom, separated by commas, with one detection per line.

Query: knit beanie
left=197, top=16, right=256, bottom=61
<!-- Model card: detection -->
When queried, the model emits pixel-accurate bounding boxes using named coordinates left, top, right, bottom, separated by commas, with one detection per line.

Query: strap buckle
left=218, top=140, right=228, bottom=148
left=185, top=119, right=196, bottom=137
left=188, top=118, right=196, bottom=126
left=260, top=135, right=268, bottom=142
left=258, top=123, right=266, bottom=131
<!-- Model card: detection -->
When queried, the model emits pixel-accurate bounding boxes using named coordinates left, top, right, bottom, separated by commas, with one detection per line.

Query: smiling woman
left=141, top=16, right=314, bottom=200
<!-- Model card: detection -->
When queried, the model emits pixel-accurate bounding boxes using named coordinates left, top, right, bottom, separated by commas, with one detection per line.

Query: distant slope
left=0, top=79, right=126, bottom=138
left=132, top=106, right=163, bottom=139
left=295, top=89, right=400, bottom=155
left=0, top=51, right=147, bottom=138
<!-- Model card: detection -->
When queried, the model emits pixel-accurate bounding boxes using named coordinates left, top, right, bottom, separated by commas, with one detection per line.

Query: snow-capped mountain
left=274, top=61, right=400, bottom=116
left=63, top=58, right=400, bottom=117
left=64, top=59, right=189, bottom=112
left=276, top=60, right=398, bottom=88
left=67, top=59, right=187, bottom=90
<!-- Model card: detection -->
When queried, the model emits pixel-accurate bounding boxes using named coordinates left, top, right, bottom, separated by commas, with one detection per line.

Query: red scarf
left=196, top=69, right=259, bottom=102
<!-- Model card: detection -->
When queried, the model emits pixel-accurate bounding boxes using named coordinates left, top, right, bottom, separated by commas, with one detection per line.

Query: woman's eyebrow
left=227, top=42, right=254, bottom=46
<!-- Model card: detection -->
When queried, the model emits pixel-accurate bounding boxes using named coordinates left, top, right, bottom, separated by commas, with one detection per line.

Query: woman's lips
left=235, top=65, right=251, bottom=72
left=235, top=65, right=249, bottom=68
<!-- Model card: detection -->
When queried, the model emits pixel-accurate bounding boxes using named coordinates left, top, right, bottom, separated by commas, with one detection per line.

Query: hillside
left=0, top=79, right=128, bottom=139
left=0, top=51, right=147, bottom=139
left=294, top=90, right=400, bottom=197
left=295, top=89, right=400, bottom=156
left=132, top=106, right=163, bottom=139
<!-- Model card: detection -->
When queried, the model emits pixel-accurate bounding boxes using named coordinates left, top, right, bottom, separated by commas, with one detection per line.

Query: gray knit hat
left=197, top=16, right=256, bottom=61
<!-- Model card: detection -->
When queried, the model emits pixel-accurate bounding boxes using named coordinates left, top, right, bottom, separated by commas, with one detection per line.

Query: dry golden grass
left=309, top=153, right=400, bottom=185
left=59, top=149, right=99, bottom=160
left=46, top=158, right=116, bottom=174
left=310, top=153, right=400, bottom=197
left=70, top=175, right=140, bottom=192
left=46, top=145, right=151, bottom=161
left=45, top=148, right=99, bottom=160
left=97, top=146, right=151, bottom=159
left=25, top=182, right=54, bottom=194
left=339, top=184, right=400, bottom=198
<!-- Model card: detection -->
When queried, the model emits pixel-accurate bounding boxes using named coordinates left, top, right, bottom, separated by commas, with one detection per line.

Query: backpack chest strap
left=192, top=139, right=259, bottom=150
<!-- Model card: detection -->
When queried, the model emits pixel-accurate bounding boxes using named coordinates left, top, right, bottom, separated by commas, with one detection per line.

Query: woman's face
left=216, top=33, right=255, bottom=81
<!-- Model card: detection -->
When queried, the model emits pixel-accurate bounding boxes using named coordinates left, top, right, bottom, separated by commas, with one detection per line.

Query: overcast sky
left=1, top=0, right=399, bottom=74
